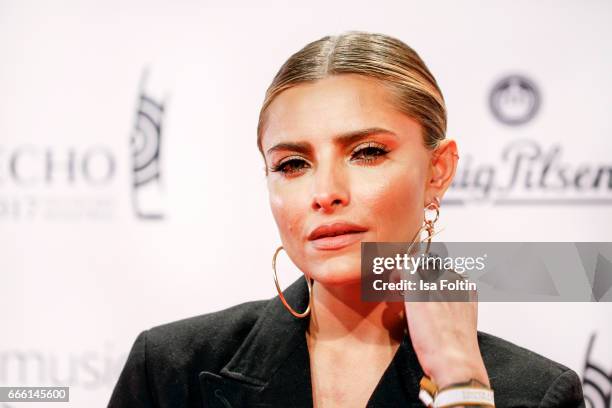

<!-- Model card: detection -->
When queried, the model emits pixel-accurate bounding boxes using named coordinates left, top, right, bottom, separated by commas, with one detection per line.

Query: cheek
left=356, top=165, right=425, bottom=240
left=268, top=182, right=314, bottom=276
left=268, top=182, right=306, bottom=242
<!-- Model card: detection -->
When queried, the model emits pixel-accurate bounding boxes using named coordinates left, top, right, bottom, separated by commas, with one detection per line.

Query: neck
left=307, top=280, right=406, bottom=346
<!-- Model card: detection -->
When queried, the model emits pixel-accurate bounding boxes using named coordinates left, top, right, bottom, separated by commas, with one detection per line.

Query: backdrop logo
left=130, top=70, right=166, bottom=220
left=0, top=343, right=127, bottom=408
left=489, top=74, right=540, bottom=126
left=0, top=146, right=117, bottom=221
left=583, top=333, right=611, bottom=408
left=447, top=139, right=612, bottom=205
left=446, top=73, right=611, bottom=205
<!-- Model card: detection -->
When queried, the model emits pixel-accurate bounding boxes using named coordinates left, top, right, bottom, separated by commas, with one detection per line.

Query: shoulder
left=478, top=331, right=585, bottom=407
left=145, top=298, right=270, bottom=371
left=107, top=298, right=270, bottom=407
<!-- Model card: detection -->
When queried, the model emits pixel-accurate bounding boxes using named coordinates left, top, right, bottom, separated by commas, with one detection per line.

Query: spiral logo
left=489, top=75, right=540, bottom=126
left=131, top=95, right=163, bottom=189
left=583, top=333, right=612, bottom=408
left=130, top=69, right=166, bottom=220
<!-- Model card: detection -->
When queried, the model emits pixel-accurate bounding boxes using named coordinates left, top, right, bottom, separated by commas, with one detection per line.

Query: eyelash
left=269, top=143, right=390, bottom=176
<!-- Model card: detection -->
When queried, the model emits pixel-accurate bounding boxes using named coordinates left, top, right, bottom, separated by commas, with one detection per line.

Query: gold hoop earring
left=422, top=196, right=440, bottom=253
left=424, top=196, right=440, bottom=234
left=407, top=196, right=441, bottom=256
left=272, top=245, right=313, bottom=318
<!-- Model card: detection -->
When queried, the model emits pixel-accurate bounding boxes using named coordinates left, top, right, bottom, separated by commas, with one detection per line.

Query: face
left=260, top=74, right=456, bottom=286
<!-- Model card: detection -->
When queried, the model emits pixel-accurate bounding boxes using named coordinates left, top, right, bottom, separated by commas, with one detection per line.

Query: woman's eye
left=270, top=158, right=309, bottom=176
left=351, top=145, right=389, bottom=164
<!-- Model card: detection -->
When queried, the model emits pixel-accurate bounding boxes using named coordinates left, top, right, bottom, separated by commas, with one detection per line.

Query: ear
left=424, top=138, right=459, bottom=206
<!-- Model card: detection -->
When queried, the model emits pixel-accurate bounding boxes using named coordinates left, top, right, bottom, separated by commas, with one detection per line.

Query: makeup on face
left=261, top=75, right=429, bottom=284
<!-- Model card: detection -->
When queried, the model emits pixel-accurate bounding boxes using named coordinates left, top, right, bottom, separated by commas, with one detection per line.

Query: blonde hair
left=257, top=30, right=447, bottom=171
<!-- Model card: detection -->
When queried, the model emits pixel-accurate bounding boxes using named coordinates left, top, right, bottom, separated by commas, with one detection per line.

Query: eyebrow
left=265, top=127, right=397, bottom=156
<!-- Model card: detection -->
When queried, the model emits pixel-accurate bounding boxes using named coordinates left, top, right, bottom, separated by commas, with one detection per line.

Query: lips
left=307, top=222, right=368, bottom=251
left=308, top=222, right=368, bottom=241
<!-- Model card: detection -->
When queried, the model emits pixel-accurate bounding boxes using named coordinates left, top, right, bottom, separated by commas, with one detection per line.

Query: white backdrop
left=1, top=1, right=611, bottom=407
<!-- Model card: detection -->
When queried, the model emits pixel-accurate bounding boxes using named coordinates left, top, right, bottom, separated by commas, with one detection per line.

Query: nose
left=310, top=159, right=349, bottom=213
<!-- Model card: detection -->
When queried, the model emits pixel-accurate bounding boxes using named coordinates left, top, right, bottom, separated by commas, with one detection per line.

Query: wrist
left=419, top=375, right=495, bottom=408
left=428, top=359, right=490, bottom=389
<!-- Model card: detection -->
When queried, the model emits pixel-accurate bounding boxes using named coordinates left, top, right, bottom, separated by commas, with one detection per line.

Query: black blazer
left=107, top=276, right=585, bottom=407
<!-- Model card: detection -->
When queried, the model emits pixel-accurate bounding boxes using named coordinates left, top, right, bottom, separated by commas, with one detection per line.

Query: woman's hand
left=403, top=297, right=490, bottom=389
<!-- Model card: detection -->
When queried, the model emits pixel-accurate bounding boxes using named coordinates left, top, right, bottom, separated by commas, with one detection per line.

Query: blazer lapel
left=199, top=275, right=314, bottom=407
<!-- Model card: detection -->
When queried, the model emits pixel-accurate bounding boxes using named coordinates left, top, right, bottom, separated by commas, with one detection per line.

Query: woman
left=108, top=31, right=585, bottom=407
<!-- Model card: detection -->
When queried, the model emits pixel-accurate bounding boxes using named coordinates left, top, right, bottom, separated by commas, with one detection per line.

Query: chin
left=308, top=257, right=362, bottom=286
